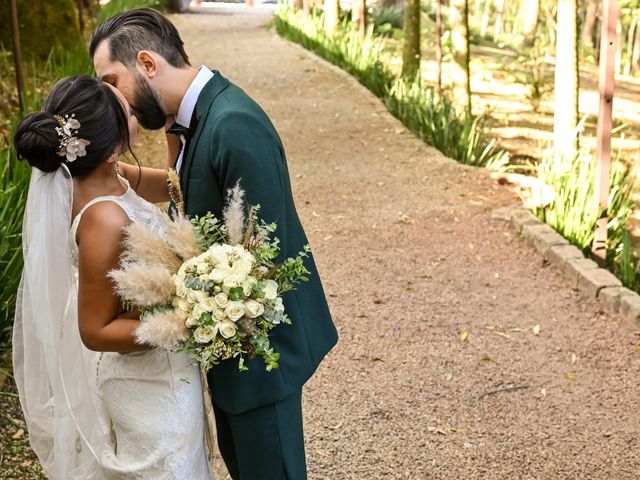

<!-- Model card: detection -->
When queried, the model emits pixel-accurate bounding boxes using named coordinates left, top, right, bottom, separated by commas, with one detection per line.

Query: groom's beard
left=131, top=75, right=166, bottom=130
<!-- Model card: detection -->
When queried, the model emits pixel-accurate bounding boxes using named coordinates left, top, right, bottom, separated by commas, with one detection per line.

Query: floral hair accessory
left=54, top=114, right=90, bottom=162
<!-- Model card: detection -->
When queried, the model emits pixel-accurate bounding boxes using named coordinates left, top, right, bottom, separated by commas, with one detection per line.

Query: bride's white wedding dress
left=66, top=177, right=212, bottom=479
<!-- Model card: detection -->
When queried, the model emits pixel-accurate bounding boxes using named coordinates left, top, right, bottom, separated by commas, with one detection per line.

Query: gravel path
left=130, top=5, right=640, bottom=479
left=3, top=5, right=640, bottom=480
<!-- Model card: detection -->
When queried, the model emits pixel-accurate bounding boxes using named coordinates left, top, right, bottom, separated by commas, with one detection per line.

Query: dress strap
left=70, top=196, right=130, bottom=247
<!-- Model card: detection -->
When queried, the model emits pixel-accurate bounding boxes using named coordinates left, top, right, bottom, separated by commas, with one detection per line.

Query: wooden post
left=9, top=0, right=24, bottom=114
left=436, top=0, right=443, bottom=93
left=592, top=0, right=618, bottom=262
left=76, top=0, right=85, bottom=33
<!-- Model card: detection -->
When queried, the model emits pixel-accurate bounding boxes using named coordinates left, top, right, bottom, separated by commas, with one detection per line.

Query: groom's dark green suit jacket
left=179, top=71, right=338, bottom=415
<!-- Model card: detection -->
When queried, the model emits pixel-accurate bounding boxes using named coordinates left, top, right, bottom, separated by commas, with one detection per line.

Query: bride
left=12, top=75, right=213, bottom=479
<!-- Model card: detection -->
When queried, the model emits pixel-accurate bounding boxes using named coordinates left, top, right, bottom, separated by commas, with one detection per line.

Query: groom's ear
left=136, top=51, right=158, bottom=79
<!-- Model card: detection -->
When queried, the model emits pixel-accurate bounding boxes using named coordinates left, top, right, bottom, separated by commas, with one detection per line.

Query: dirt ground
left=3, top=4, right=640, bottom=480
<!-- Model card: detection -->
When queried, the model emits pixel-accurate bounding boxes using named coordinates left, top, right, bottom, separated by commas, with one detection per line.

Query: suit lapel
left=179, top=70, right=231, bottom=206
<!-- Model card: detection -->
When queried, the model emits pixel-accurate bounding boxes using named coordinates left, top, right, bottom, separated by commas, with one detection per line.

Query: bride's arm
left=76, top=201, right=151, bottom=353
left=118, top=162, right=170, bottom=204
left=117, top=128, right=182, bottom=204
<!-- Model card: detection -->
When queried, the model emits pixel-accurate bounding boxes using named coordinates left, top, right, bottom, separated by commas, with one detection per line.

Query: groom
left=90, top=8, right=338, bottom=479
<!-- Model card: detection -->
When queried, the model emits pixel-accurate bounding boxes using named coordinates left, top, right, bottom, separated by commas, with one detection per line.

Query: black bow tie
left=167, top=122, right=191, bottom=137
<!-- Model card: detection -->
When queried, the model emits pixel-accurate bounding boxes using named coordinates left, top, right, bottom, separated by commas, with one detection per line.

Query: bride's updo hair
left=14, top=76, right=131, bottom=177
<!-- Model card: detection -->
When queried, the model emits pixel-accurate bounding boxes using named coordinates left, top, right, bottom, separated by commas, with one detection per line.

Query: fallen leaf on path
left=459, top=331, right=469, bottom=343
left=533, top=325, right=541, bottom=335
left=12, top=428, right=24, bottom=439
left=495, top=331, right=514, bottom=340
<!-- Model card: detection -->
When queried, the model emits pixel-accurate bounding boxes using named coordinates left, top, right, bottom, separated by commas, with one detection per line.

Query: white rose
left=244, top=299, right=265, bottom=319
left=263, top=280, right=279, bottom=301
left=209, top=265, right=232, bottom=283
left=207, top=244, right=229, bottom=265
left=232, top=258, right=253, bottom=276
left=213, top=308, right=226, bottom=321
left=214, top=292, right=229, bottom=309
left=242, top=276, right=258, bottom=296
left=225, top=301, right=245, bottom=322
left=185, top=315, right=199, bottom=328
left=186, top=289, right=197, bottom=303
left=274, top=297, right=285, bottom=313
left=193, top=325, right=216, bottom=343
left=175, top=282, right=187, bottom=298
left=173, top=298, right=191, bottom=313
left=222, top=273, right=246, bottom=289
left=191, top=304, right=206, bottom=321
left=197, top=262, right=211, bottom=275
left=218, top=320, right=237, bottom=339
left=202, top=296, right=218, bottom=312
left=186, top=289, right=207, bottom=304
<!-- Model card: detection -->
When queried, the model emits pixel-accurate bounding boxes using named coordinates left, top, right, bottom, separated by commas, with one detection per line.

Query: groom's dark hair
left=89, top=8, right=190, bottom=68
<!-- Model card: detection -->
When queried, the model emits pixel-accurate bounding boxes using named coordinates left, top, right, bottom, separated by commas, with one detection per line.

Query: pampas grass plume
left=164, top=213, right=202, bottom=260
left=223, top=182, right=246, bottom=246
left=122, top=220, right=182, bottom=273
left=109, top=263, right=176, bottom=307
left=134, top=309, right=189, bottom=350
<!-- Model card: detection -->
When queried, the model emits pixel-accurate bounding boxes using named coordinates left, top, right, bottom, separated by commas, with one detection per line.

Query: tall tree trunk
left=303, top=0, right=310, bottom=17
left=451, top=0, right=471, bottom=113
left=323, top=0, right=339, bottom=35
left=615, top=18, right=622, bottom=74
left=553, top=0, right=579, bottom=159
left=480, top=0, right=491, bottom=37
left=581, top=0, right=598, bottom=48
left=632, top=18, right=640, bottom=75
left=624, top=17, right=638, bottom=76
left=493, top=0, right=505, bottom=42
left=402, top=0, right=421, bottom=78
left=520, top=0, right=539, bottom=46
left=436, top=0, right=443, bottom=92
left=351, top=0, right=366, bottom=39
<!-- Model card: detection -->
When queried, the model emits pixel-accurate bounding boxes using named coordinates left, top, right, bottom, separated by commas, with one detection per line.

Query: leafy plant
left=533, top=147, right=637, bottom=290
left=372, top=6, right=403, bottom=35
left=384, top=77, right=509, bottom=168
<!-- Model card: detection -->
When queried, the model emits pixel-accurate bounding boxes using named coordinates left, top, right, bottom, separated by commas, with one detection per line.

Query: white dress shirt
left=174, top=66, right=214, bottom=173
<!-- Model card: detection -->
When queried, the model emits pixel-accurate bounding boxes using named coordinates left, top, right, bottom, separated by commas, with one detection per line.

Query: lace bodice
left=69, top=176, right=167, bottom=266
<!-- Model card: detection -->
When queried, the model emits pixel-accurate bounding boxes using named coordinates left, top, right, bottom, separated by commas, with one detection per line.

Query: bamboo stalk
left=9, top=0, right=24, bottom=114
left=592, top=0, right=618, bottom=262
left=76, top=0, right=85, bottom=33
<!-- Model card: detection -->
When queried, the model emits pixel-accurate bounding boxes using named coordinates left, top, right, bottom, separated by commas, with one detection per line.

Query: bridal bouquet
left=109, top=171, right=310, bottom=372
